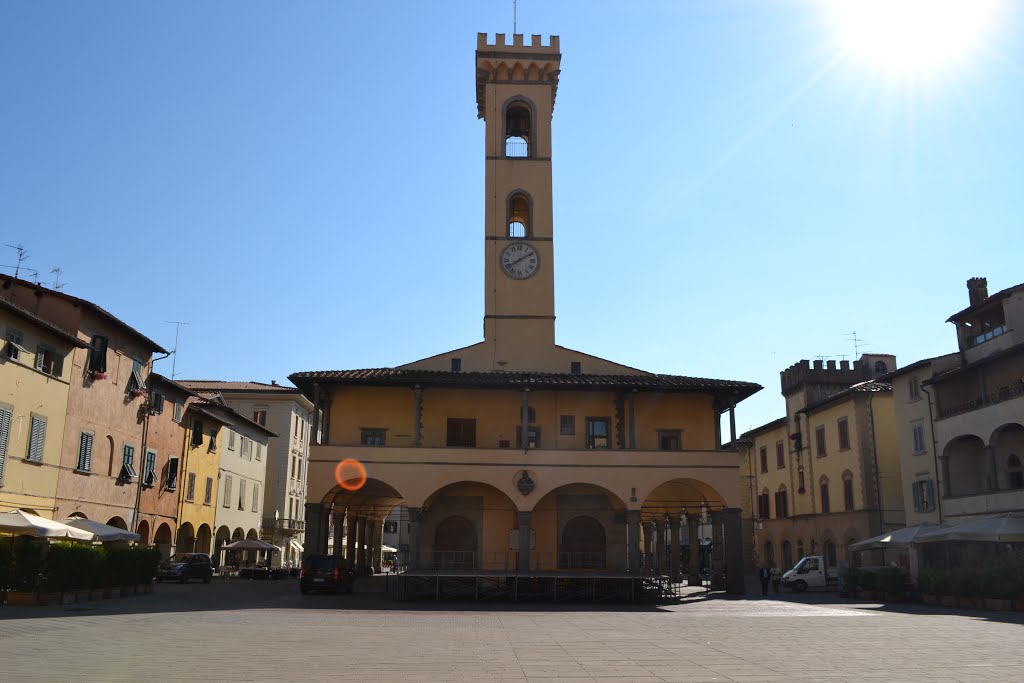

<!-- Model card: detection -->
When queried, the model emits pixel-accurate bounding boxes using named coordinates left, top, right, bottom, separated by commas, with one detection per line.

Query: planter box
left=142, top=583, right=154, bottom=594
left=101, top=587, right=113, bottom=599
left=883, top=592, right=904, bottom=603
left=1015, top=598, right=1024, bottom=612
left=958, top=596, right=980, bottom=609
left=939, top=595, right=957, bottom=607
left=6, top=591, right=36, bottom=606
left=118, top=586, right=133, bottom=598
left=985, top=598, right=1012, bottom=611
left=922, top=594, right=938, bottom=606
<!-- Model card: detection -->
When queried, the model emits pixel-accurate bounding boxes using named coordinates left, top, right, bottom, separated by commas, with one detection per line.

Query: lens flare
left=334, top=458, right=367, bottom=491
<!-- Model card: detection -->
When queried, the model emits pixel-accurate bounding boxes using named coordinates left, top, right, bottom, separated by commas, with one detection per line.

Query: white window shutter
left=0, top=407, right=12, bottom=484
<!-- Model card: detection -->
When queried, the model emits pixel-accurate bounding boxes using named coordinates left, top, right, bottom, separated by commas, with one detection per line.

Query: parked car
left=156, top=553, right=214, bottom=584
left=300, top=554, right=354, bottom=594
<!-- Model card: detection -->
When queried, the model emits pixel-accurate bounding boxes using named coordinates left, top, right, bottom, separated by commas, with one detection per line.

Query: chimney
left=271, top=380, right=278, bottom=386
left=967, top=277, right=989, bottom=306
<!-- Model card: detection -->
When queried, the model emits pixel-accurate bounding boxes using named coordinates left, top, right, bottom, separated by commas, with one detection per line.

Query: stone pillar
left=986, top=446, right=1000, bottom=491
left=626, top=510, right=641, bottom=573
left=370, top=520, right=383, bottom=573
left=687, top=513, right=701, bottom=586
left=521, top=389, right=530, bottom=451
left=654, top=518, right=665, bottom=574
left=643, top=522, right=654, bottom=573
left=332, top=509, right=345, bottom=558
left=303, top=503, right=325, bottom=559
left=724, top=507, right=745, bottom=595
left=710, top=509, right=725, bottom=590
left=669, top=515, right=681, bottom=581
left=407, top=507, right=423, bottom=570
left=346, top=515, right=358, bottom=567
left=517, top=511, right=532, bottom=572
left=357, top=518, right=368, bottom=569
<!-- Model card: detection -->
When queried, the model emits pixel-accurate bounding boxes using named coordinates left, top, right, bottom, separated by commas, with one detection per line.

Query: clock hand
left=508, top=252, right=533, bottom=268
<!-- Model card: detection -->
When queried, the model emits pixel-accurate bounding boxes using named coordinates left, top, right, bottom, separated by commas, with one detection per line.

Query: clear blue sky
left=3, top=1, right=1022, bottom=434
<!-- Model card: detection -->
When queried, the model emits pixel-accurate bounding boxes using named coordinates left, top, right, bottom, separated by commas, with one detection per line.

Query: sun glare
left=830, top=0, right=995, bottom=73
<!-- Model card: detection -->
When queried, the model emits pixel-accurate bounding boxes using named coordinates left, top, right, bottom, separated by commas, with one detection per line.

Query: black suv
left=156, top=553, right=214, bottom=583
left=300, top=554, right=354, bottom=594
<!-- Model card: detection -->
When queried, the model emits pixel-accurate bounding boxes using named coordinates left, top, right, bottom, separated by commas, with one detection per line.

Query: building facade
left=174, top=400, right=227, bottom=554
left=742, top=355, right=906, bottom=571
left=0, top=298, right=87, bottom=518
left=290, top=34, right=760, bottom=593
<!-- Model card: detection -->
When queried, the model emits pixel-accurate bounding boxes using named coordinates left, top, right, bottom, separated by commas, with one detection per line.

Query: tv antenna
left=50, top=267, right=66, bottom=290
left=513, top=0, right=517, bottom=34
left=165, top=321, right=189, bottom=379
left=845, top=331, right=866, bottom=359
left=4, top=244, right=28, bottom=278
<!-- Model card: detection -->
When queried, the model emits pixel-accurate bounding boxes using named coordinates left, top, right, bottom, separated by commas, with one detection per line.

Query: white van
left=781, top=555, right=835, bottom=592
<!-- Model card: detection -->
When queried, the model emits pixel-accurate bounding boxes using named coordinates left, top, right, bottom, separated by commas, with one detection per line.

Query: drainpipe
left=866, top=395, right=884, bottom=536
left=131, top=352, right=169, bottom=536
left=920, top=385, right=943, bottom=523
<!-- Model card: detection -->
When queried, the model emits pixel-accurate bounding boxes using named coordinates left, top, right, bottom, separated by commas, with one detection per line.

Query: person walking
left=770, top=564, right=782, bottom=594
left=758, top=564, right=771, bottom=596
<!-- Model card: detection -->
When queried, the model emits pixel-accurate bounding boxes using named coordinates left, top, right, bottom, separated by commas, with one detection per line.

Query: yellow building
left=741, top=356, right=906, bottom=572
left=0, top=298, right=87, bottom=518
left=174, top=398, right=228, bottom=554
left=290, top=33, right=760, bottom=597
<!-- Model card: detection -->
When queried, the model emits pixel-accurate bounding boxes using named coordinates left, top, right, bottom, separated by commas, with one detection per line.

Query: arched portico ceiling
left=531, top=482, right=627, bottom=512
left=423, top=481, right=518, bottom=512
left=106, top=516, right=128, bottom=530
left=154, top=523, right=173, bottom=543
left=323, top=478, right=405, bottom=520
left=990, top=422, right=1024, bottom=446
left=641, top=478, right=725, bottom=520
left=246, top=529, right=258, bottom=540
left=215, top=525, right=231, bottom=540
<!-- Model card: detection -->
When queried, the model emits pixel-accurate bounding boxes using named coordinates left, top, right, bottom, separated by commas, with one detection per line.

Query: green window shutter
left=0, top=406, right=12, bottom=484
left=27, top=417, right=46, bottom=462
left=911, top=483, right=920, bottom=512
left=926, top=480, right=935, bottom=511
left=78, top=433, right=93, bottom=471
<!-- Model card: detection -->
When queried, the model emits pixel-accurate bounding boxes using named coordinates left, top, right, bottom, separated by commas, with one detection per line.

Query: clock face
left=500, top=242, right=539, bottom=280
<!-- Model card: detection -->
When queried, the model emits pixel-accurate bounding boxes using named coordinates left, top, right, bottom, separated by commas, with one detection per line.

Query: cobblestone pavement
left=1, top=576, right=1022, bottom=682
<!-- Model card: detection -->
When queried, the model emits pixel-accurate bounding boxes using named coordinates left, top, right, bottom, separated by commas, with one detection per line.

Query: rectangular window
left=908, top=377, right=920, bottom=401
left=383, top=521, right=398, bottom=534
left=774, top=490, right=789, bottom=518
left=208, top=426, right=218, bottom=452
left=585, top=417, right=610, bottom=449
left=757, top=493, right=770, bottom=519
left=446, top=418, right=477, bottom=447
left=559, top=415, right=575, bottom=436
left=150, top=392, right=164, bottom=414
left=4, top=328, right=26, bottom=361
left=77, top=432, right=94, bottom=472
left=253, top=410, right=267, bottom=426
left=88, top=335, right=108, bottom=373
left=912, top=480, right=936, bottom=512
left=912, top=422, right=926, bottom=454
left=241, top=436, right=252, bottom=460
left=838, top=418, right=850, bottom=451
left=252, top=484, right=259, bottom=512
left=256, top=443, right=262, bottom=461
left=775, top=441, right=785, bottom=469
left=820, top=482, right=830, bottom=513
left=127, top=358, right=145, bottom=392
left=35, top=345, right=64, bottom=377
left=173, top=401, right=183, bottom=423
left=166, top=457, right=179, bottom=490
left=191, top=420, right=204, bottom=447
left=185, top=472, right=196, bottom=502
left=798, top=468, right=806, bottom=493
left=0, top=405, right=12, bottom=485
left=515, top=426, right=540, bottom=449
left=26, top=416, right=47, bottom=462
left=204, top=476, right=213, bottom=505
left=120, top=444, right=137, bottom=480
left=290, top=456, right=296, bottom=479
left=657, top=430, right=682, bottom=451
left=570, top=361, right=582, bottom=375
left=223, top=475, right=232, bottom=508
left=228, top=430, right=236, bottom=450
left=815, top=426, right=827, bottom=457
left=843, top=478, right=855, bottom=511
left=143, top=450, right=157, bottom=487
left=450, top=358, right=461, bottom=372
left=361, top=429, right=386, bottom=446
left=238, top=479, right=246, bottom=510
left=760, top=446, right=768, bottom=473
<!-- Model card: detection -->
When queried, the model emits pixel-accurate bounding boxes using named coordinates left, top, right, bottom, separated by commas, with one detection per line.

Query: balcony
left=262, top=517, right=305, bottom=532
left=938, top=383, right=1024, bottom=419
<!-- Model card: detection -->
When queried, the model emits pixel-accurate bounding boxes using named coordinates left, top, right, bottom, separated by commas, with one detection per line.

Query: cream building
left=0, top=298, right=87, bottom=518
left=289, top=33, right=760, bottom=597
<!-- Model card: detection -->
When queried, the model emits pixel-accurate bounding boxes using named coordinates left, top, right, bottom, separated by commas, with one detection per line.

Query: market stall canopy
left=848, top=523, right=949, bottom=552
left=914, top=513, right=1024, bottom=544
left=63, top=518, right=140, bottom=542
left=223, top=539, right=278, bottom=552
left=0, top=510, right=95, bottom=540
left=382, top=544, right=398, bottom=553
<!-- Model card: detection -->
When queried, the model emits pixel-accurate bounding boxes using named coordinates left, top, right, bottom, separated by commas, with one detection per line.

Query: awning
left=913, top=513, right=1024, bottom=544
left=0, top=510, right=95, bottom=540
left=848, top=523, right=948, bottom=552
left=289, top=538, right=304, bottom=553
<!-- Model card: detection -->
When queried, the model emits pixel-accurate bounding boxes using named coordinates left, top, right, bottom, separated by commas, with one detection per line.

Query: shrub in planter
left=0, top=542, right=13, bottom=593
left=12, top=540, right=45, bottom=592
left=43, top=543, right=77, bottom=595
left=878, top=568, right=904, bottom=599
left=136, top=546, right=160, bottom=586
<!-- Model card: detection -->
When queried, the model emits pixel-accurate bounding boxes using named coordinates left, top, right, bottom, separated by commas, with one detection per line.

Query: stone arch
left=196, top=523, right=212, bottom=554
left=67, top=511, right=87, bottom=520
left=106, top=516, right=127, bottom=530
left=154, top=522, right=174, bottom=560
left=421, top=481, right=518, bottom=572
left=943, top=434, right=986, bottom=496
left=559, top=515, right=607, bottom=569
left=433, top=515, right=477, bottom=569
left=137, top=519, right=150, bottom=545
left=176, top=522, right=195, bottom=554
left=214, top=525, right=231, bottom=566
left=641, top=478, right=725, bottom=520
left=501, top=95, right=537, bottom=158
left=232, top=527, right=245, bottom=542
left=991, top=423, right=1024, bottom=489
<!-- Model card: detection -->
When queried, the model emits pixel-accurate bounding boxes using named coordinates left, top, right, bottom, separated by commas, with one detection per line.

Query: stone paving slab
left=1, top=576, right=1023, bottom=681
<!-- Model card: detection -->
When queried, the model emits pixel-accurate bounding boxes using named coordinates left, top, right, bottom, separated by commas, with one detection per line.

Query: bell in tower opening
left=505, top=103, right=532, bottom=157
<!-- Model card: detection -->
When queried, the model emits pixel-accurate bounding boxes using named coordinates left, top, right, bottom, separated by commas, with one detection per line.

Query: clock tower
left=476, top=33, right=561, bottom=354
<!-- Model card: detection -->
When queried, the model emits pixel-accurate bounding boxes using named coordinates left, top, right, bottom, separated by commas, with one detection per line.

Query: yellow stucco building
left=290, top=34, right=760, bottom=598
left=174, top=399, right=228, bottom=554
left=1, top=298, right=87, bottom=518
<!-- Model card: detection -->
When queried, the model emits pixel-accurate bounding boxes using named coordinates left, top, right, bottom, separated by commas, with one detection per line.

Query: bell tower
left=476, top=33, right=561, bottom=354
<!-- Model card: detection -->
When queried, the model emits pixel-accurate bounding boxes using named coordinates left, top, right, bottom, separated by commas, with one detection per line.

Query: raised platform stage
left=397, top=570, right=691, bottom=603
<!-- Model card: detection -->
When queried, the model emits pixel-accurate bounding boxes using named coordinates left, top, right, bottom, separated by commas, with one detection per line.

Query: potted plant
left=43, top=542, right=75, bottom=605
left=859, top=570, right=878, bottom=600
left=879, top=567, right=904, bottom=602
left=918, top=569, right=940, bottom=605
left=90, top=371, right=107, bottom=380
left=954, top=569, right=980, bottom=609
left=7, top=540, right=45, bottom=606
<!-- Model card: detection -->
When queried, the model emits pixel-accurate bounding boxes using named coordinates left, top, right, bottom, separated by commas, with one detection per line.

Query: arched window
left=842, top=471, right=855, bottom=511
left=1008, top=454, right=1023, bottom=489
left=819, top=475, right=831, bottom=514
left=764, top=541, right=775, bottom=567
left=782, top=540, right=793, bottom=569
left=824, top=540, right=837, bottom=567
left=507, top=192, right=530, bottom=237
left=505, top=102, right=532, bottom=157
left=874, top=360, right=888, bottom=375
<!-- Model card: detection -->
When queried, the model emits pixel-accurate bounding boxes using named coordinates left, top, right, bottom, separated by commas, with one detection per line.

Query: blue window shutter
left=911, top=483, right=920, bottom=512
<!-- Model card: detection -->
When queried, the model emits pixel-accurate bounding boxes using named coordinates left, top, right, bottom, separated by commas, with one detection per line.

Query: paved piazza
left=1, top=577, right=1022, bottom=682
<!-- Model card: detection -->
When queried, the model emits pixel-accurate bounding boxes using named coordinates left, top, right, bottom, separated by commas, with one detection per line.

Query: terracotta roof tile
left=177, top=380, right=299, bottom=393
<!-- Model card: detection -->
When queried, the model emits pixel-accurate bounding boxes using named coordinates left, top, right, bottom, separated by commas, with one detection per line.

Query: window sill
left=839, top=447, right=850, bottom=452
left=23, top=458, right=44, bottom=466
left=817, top=453, right=827, bottom=458
left=913, top=450, right=928, bottom=456
left=166, top=485, right=177, bottom=492
left=74, top=469, right=91, bottom=475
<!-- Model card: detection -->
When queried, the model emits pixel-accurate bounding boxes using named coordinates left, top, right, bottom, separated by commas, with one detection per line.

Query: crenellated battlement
left=477, top=32, right=560, bottom=53
left=780, top=358, right=870, bottom=397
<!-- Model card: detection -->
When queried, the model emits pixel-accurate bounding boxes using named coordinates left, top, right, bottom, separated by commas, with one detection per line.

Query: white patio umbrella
left=913, top=513, right=1024, bottom=544
left=0, top=510, right=95, bottom=540
left=63, top=518, right=140, bottom=542
left=223, top=539, right=278, bottom=551
left=382, top=544, right=398, bottom=553
left=848, top=523, right=949, bottom=552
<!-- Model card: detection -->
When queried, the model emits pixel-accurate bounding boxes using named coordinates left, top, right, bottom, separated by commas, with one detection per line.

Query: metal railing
left=261, top=517, right=305, bottom=531
left=432, top=551, right=477, bottom=570
left=557, top=552, right=606, bottom=570
left=505, top=138, right=529, bottom=157
left=938, top=383, right=1024, bottom=419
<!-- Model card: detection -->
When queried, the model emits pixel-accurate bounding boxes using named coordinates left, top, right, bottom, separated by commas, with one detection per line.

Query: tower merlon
left=476, top=33, right=562, bottom=119
left=477, top=32, right=560, bottom=52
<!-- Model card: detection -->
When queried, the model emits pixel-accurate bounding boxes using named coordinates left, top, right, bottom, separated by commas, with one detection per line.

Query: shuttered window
left=223, top=475, right=232, bottom=507
left=77, top=432, right=94, bottom=471
left=252, top=484, right=259, bottom=512
left=166, top=457, right=179, bottom=489
left=88, top=335, right=108, bottom=373
left=204, top=477, right=213, bottom=505
left=143, top=450, right=158, bottom=486
left=0, top=406, right=12, bottom=484
left=26, top=416, right=46, bottom=462
left=238, top=479, right=246, bottom=510
left=185, top=472, right=196, bottom=501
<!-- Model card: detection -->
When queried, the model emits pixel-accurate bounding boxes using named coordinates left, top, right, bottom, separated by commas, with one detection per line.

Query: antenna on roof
left=513, top=0, right=517, bottom=34
left=845, top=331, right=866, bottom=359
left=165, top=320, right=189, bottom=379
left=4, top=244, right=28, bottom=278
left=50, top=267, right=65, bottom=291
